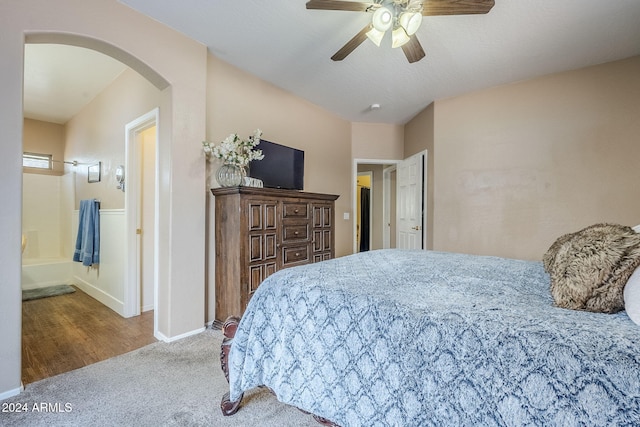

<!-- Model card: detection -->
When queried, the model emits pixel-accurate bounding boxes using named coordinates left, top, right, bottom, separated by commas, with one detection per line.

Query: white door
left=124, top=109, right=158, bottom=322
left=139, top=126, right=156, bottom=312
left=396, top=152, right=425, bottom=249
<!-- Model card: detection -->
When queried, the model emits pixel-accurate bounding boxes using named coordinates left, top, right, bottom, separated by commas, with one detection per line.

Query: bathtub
left=22, top=257, right=73, bottom=290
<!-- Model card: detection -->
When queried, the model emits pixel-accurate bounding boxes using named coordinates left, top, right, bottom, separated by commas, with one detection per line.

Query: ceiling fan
left=306, top=0, right=495, bottom=63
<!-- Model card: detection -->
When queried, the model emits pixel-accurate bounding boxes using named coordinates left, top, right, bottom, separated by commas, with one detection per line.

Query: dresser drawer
left=282, top=202, right=308, bottom=219
left=281, top=245, right=309, bottom=266
left=282, top=224, right=309, bottom=242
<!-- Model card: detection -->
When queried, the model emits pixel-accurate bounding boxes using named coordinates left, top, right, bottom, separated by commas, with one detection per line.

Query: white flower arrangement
left=202, top=129, right=264, bottom=167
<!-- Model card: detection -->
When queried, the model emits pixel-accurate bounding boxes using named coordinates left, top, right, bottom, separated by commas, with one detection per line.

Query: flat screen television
left=249, top=139, right=304, bottom=190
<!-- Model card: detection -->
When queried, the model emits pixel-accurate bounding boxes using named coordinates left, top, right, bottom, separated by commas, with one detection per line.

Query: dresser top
left=210, top=186, right=339, bottom=201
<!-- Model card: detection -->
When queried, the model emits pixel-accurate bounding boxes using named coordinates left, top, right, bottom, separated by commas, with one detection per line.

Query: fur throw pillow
left=543, top=223, right=640, bottom=313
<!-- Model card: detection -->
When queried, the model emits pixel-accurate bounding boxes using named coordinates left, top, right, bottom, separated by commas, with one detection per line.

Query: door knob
left=411, top=225, right=422, bottom=231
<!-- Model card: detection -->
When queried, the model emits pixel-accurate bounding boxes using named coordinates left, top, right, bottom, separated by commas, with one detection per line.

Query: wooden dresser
left=211, top=187, right=339, bottom=322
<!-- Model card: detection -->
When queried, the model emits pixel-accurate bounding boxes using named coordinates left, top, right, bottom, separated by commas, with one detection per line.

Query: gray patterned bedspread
left=228, top=249, right=640, bottom=426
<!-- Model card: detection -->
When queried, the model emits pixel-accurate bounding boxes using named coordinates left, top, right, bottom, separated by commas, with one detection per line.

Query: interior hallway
left=22, top=286, right=156, bottom=385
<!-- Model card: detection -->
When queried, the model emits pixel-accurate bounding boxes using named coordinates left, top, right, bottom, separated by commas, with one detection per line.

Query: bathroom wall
left=64, top=66, right=161, bottom=315
left=22, top=118, right=65, bottom=176
left=65, top=67, right=161, bottom=210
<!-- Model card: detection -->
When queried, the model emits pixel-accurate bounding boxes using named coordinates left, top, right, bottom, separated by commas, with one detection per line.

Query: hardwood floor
left=22, top=286, right=156, bottom=385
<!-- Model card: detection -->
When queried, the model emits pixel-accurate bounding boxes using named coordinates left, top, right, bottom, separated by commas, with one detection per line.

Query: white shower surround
left=21, top=257, right=72, bottom=290
left=22, top=172, right=74, bottom=290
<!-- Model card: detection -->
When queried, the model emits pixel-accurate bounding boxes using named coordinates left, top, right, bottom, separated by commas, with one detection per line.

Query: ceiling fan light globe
left=391, top=26, right=410, bottom=48
left=371, top=7, right=393, bottom=32
left=366, top=27, right=385, bottom=47
left=399, top=11, right=422, bottom=36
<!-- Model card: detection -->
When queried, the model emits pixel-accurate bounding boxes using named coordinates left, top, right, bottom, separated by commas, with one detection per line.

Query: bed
left=219, top=248, right=640, bottom=426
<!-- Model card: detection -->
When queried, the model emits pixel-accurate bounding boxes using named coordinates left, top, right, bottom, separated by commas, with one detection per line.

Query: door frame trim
left=356, top=171, right=373, bottom=252
left=123, top=108, right=159, bottom=336
left=352, top=159, right=399, bottom=254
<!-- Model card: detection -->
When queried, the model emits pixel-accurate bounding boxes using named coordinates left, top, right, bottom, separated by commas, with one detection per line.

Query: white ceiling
left=24, top=44, right=127, bottom=124
left=23, top=1, right=640, bottom=125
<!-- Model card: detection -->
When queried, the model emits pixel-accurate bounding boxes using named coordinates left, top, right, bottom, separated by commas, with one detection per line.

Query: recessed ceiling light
left=370, top=103, right=381, bottom=110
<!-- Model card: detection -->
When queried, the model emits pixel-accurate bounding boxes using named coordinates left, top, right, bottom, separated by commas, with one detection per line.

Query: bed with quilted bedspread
left=221, top=249, right=640, bottom=426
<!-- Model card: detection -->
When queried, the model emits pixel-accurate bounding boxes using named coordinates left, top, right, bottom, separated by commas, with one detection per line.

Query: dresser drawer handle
left=294, top=231, right=299, bottom=235
left=295, top=252, right=300, bottom=257
left=294, top=209, right=299, bottom=213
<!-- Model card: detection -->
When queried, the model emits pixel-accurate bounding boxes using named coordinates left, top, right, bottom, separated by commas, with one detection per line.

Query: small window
left=23, top=152, right=52, bottom=170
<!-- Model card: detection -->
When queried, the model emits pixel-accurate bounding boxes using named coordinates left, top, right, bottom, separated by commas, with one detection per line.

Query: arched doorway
left=21, top=43, right=162, bottom=383
left=1, top=2, right=207, bottom=399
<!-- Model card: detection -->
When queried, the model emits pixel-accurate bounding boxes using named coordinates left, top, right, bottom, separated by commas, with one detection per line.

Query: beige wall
left=351, top=123, right=404, bottom=253
left=352, top=122, right=404, bottom=160
left=404, top=103, right=434, bottom=158
left=206, top=55, right=351, bottom=209
left=1, top=0, right=207, bottom=399
left=0, top=18, right=25, bottom=398
left=205, top=54, right=353, bottom=322
left=23, top=119, right=66, bottom=175
left=428, top=56, right=640, bottom=260
left=65, top=68, right=161, bottom=209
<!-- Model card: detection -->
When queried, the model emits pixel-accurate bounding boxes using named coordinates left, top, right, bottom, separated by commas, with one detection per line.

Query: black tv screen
left=249, top=140, right=304, bottom=190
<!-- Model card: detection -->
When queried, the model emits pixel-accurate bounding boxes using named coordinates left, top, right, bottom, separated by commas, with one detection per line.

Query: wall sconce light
left=115, top=165, right=125, bottom=192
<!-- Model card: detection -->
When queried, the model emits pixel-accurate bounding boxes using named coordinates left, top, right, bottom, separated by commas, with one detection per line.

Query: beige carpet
left=1, top=328, right=319, bottom=426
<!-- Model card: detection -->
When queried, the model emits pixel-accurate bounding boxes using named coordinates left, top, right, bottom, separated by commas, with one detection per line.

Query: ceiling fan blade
left=422, top=0, right=495, bottom=16
left=401, top=35, right=426, bottom=63
left=306, top=0, right=376, bottom=12
left=331, top=25, right=371, bottom=61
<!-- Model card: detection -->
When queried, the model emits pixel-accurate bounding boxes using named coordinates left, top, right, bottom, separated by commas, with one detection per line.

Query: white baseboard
left=0, top=384, right=23, bottom=401
left=155, top=326, right=206, bottom=343
left=72, top=276, right=124, bottom=317
left=141, top=304, right=154, bottom=312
